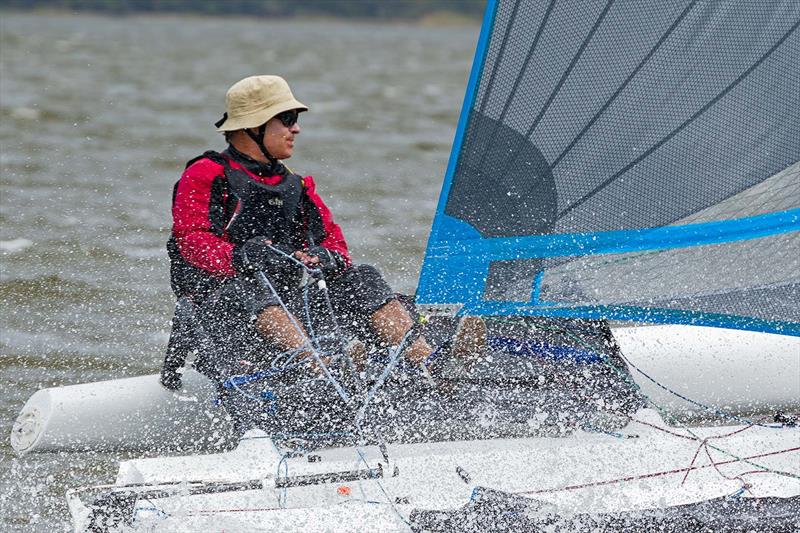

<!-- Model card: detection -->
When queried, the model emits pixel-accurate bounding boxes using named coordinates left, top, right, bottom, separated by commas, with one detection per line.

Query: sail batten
left=418, top=0, right=800, bottom=335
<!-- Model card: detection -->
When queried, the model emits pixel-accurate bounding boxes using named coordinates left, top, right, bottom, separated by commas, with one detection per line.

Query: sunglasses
left=276, top=110, right=300, bottom=128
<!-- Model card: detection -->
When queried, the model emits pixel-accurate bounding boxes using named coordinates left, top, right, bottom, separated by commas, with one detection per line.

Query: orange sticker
left=337, top=485, right=351, bottom=496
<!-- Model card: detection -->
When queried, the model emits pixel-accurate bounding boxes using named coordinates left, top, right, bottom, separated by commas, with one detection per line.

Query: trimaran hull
left=9, top=325, right=798, bottom=531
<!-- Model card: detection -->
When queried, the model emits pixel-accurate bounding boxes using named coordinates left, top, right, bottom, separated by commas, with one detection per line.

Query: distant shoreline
left=0, top=7, right=481, bottom=26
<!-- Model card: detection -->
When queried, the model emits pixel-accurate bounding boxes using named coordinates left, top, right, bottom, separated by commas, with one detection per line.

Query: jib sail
left=417, top=0, right=800, bottom=335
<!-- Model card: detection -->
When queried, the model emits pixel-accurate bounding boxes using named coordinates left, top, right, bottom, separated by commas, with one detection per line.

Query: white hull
left=10, top=369, right=233, bottom=454
left=11, top=325, right=799, bottom=455
left=67, top=409, right=800, bottom=532
left=615, top=325, right=800, bottom=417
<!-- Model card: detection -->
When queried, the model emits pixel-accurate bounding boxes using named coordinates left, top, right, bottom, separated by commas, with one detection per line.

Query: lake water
left=0, top=12, right=476, bottom=530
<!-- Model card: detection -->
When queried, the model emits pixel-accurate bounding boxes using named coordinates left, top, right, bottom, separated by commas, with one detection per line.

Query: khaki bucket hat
left=215, top=75, right=308, bottom=132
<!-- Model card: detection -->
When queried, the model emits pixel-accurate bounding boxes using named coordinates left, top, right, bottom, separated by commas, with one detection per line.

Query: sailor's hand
left=293, top=249, right=319, bottom=267
left=297, top=245, right=346, bottom=275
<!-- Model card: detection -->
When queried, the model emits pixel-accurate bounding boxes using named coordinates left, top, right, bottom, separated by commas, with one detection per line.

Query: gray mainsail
left=417, top=0, right=800, bottom=335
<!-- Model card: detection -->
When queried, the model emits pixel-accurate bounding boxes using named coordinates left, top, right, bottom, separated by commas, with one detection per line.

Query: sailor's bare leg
left=370, top=299, right=433, bottom=365
left=254, top=305, right=339, bottom=374
left=255, top=305, right=311, bottom=351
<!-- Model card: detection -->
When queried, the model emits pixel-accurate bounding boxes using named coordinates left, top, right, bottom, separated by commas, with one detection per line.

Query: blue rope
left=422, top=345, right=446, bottom=368
left=727, top=487, right=747, bottom=499
left=228, top=246, right=403, bottom=466
left=618, top=352, right=787, bottom=429
left=254, top=270, right=350, bottom=404
left=354, top=329, right=415, bottom=431
left=489, top=336, right=602, bottom=364
left=355, top=447, right=413, bottom=530
left=276, top=451, right=289, bottom=507
left=222, top=357, right=307, bottom=390
left=489, top=318, right=790, bottom=430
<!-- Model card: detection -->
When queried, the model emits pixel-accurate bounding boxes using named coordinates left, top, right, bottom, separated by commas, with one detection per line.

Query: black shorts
left=195, top=264, right=395, bottom=378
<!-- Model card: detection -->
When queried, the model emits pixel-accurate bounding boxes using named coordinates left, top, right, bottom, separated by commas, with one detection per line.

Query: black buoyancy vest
left=167, top=151, right=326, bottom=299
left=223, top=164, right=305, bottom=248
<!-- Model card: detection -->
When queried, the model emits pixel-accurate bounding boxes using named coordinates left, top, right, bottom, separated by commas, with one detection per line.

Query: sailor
left=160, top=75, right=484, bottom=431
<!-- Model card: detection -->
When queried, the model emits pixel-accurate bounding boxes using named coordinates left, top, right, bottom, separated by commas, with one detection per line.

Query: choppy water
left=0, top=12, right=476, bottom=530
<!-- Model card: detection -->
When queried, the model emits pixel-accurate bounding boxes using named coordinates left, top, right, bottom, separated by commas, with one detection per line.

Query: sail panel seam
left=495, top=0, right=616, bottom=178
left=557, top=19, right=800, bottom=218
left=476, top=0, right=556, bottom=172
left=550, top=0, right=699, bottom=170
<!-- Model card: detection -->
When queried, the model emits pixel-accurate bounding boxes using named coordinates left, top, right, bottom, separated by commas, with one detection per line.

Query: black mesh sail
left=418, top=0, right=800, bottom=335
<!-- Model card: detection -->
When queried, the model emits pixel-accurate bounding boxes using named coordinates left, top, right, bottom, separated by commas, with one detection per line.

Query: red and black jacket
left=168, top=150, right=350, bottom=299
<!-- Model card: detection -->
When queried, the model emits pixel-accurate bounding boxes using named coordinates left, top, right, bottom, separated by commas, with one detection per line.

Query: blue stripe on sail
left=427, top=208, right=800, bottom=260
left=423, top=0, right=498, bottom=254
left=459, top=302, right=800, bottom=337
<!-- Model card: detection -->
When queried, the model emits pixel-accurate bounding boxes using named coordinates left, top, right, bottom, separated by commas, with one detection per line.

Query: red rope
left=517, top=446, right=799, bottom=495
left=681, top=423, right=756, bottom=485
left=184, top=448, right=800, bottom=515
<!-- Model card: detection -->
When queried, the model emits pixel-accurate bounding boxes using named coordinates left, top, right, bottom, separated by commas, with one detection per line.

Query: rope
left=353, top=328, right=416, bottom=431
left=515, top=446, right=799, bottom=496
left=628, top=415, right=696, bottom=441
left=617, top=350, right=786, bottom=429
left=254, top=269, right=350, bottom=404
left=233, top=246, right=415, bottom=470
left=484, top=316, right=800, bottom=482
left=220, top=292, right=798, bottom=508
left=354, top=447, right=414, bottom=530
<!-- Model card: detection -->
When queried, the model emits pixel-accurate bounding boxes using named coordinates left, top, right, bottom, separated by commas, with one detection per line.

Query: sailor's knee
left=348, top=263, right=382, bottom=282
left=342, top=264, right=393, bottom=311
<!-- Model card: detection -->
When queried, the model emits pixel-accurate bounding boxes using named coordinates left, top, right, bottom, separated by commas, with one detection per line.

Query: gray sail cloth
left=438, top=0, right=799, bottom=324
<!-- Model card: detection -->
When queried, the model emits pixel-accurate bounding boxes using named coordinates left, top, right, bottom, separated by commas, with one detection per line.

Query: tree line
left=0, top=0, right=486, bottom=19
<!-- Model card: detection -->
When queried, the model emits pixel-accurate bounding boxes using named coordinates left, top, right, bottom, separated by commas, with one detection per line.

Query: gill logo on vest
left=268, top=197, right=284, bottom=207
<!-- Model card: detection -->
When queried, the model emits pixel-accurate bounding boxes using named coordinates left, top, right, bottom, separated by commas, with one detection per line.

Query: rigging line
left=550, top=0, right=698, bottom=170
left=701, top=438, right=760, bottom=490
left=355, top=447, right=414, bottom=530
left=474, top=0, right=524, bottom=118
left=255, top=270, right=350, bottom=403
left=550, top=320, right=800, bottom=478
left=617, top=349, right=785, bottom=429
left=628, top=415, right=697, bottom=441
left=514, top=446, right=799, bottom=496
left=353, top=328, right=416, bottom=431
left=557, top=18, right=800, bottom=219
left=489, top=316, right=767, bottom=432
left=486, top=315, right=796, bottom=476
left=318, top=275, right=362, bottom=384
left=493, top=0, right=616, bottom=178
left=681, top=424, right=756, bottom=485
left=268, top=243, right=361, bottom=389
left=302, top=281, right=322, bottom=352
left=475, top=0, right=556, bottom=170
left=266, top=248, right=392, bottom=459
left=540, top=315, right=785, bottom=431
